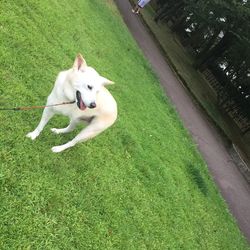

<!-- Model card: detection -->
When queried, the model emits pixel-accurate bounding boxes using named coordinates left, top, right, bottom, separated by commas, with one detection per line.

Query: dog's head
left=70, top=54, right=114, bottom=110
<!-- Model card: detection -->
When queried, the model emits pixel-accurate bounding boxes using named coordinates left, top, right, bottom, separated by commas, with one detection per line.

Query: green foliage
left=158, top=0, right=250, bottom=121
left=0, top=0, right=249, bottom=249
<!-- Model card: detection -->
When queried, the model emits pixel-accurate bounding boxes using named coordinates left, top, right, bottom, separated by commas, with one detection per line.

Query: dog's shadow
left=44, top=116, right=87, bottom=144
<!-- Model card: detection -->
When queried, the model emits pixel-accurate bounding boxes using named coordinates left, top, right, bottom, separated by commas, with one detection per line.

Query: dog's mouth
left=76, top=91, right=86, bottom=111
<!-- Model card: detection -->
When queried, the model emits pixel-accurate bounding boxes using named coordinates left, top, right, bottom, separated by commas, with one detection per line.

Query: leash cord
left=0, top=101, right=75, bottom=111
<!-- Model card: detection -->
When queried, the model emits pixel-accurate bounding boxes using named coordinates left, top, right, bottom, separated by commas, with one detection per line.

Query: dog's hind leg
left=26, top=107, right=55, bottom=140
left=51, top=119, right=78, bottom=134
left=51, top=115, right=116, bottom=153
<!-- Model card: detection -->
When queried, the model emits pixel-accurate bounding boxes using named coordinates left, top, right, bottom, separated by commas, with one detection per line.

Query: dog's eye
left=87, top=85, right=93, bottom=90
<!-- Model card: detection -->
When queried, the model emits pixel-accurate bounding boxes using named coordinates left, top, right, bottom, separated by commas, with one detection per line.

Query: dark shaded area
left=153, top=0, right=250, bottom=134
left=187, top=164, right=209, bottom=196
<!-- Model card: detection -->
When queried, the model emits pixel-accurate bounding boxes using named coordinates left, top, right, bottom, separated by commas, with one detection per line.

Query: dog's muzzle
left=76, top=91, right=87, bottom=111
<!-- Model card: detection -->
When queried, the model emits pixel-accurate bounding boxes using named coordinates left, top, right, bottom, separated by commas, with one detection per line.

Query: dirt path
left=115, top=0, right=250, bottom=242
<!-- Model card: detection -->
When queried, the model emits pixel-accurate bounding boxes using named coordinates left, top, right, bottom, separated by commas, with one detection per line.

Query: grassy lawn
left=0, top=0, right=248, bottom=249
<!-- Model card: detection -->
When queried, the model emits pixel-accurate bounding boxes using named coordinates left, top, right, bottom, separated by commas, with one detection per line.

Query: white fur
left=26, top=54, right=117, bottom=153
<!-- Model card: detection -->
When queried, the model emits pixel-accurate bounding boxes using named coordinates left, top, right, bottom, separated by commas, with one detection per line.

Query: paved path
left=115, top=0, right=250, bottom=242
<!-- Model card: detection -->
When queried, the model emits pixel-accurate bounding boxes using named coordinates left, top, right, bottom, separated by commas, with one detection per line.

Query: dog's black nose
left=89, top=102, right=96, bottom=109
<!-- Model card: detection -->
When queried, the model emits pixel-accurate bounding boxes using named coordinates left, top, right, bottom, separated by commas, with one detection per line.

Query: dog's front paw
left=51, top=128, right=62, bottom=134
left=26, top=130, right=39, bottom=140
left=51, top=145, right=65, bottom=153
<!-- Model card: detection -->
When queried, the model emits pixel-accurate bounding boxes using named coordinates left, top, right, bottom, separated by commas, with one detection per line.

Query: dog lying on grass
left=27, top=54, right=117, bottom=153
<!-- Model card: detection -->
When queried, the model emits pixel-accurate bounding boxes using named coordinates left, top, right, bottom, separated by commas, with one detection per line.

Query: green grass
left=0, top=0, right=248, bottom=249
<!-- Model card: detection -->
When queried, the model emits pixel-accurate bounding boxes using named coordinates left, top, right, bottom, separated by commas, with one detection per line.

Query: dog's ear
left=99, top=76, right=114, bottom=86
left=73, top=54, right=87, bottom=72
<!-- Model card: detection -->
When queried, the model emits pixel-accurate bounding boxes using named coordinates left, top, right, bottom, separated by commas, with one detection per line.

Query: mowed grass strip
left=0, top=0, right=248, bottom=249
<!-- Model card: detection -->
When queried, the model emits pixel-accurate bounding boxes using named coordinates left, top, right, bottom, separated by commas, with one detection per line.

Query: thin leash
left=0, top=101, right=75, bottom=111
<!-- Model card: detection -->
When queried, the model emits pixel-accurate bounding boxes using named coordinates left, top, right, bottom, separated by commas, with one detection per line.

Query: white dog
left=26, top=54, right=117, bottom=153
